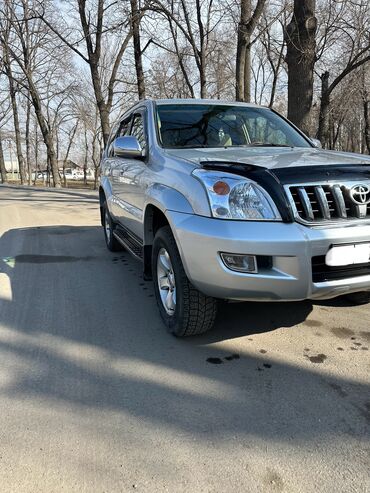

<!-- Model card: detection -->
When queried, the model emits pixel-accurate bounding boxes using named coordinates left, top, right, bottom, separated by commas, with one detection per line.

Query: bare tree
left=59, top=120, right=78, bottom=187
left=38, top=0, right=132, bottom=145
left=317, top=54, right=370, bottom=147
left=0, top=1, right=65, bottom=187
left=0, top=14, right=26, bottom=183
left=0, top=62, right=11, bottom=184
left=313, top=0, right=370, bottom=146
left=150, top=0, right=226, bottom=98
left=259, top=7, right=289, bottom=108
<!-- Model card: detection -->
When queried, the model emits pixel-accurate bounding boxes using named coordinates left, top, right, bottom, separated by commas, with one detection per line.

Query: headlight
left=192, top=169, right=281, bottom=221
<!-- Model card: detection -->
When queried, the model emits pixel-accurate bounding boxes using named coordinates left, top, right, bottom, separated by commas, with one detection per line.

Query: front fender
left=99, top=177, right=115, bottom=224
left=145, top=183, right=194, bottom=215
left=100, top=176, right=113, bottom=203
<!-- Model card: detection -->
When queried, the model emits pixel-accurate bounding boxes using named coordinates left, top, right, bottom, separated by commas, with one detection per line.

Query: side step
left=113, top=226, right=143, bottom=261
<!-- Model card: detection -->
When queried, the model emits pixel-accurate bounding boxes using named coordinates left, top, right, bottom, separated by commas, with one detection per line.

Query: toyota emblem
left=350, top=184, right=370, bottom=205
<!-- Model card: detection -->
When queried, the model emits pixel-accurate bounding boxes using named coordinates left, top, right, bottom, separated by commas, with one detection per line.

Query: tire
left=345, top=291, right=370, bottom=305
left=152, top=225, right=217, bottom=336
left=102, top=202, right=123, bottom=252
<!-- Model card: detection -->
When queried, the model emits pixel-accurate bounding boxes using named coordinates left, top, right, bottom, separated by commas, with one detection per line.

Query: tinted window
left=118, top=116, right=131, bottom=137
left=107, top=123, right=119, bottom=156
left=156, top=104, right=311, bottom=149
left=130, top=114, right=147, bottom=153
left=107, top=116, right=132, bottom=156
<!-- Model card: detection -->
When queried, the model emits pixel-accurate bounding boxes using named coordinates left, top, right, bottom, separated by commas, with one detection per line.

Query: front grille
left=312, top=256, right=370, bottom=282
left=286, top=182, right=370, bottom=224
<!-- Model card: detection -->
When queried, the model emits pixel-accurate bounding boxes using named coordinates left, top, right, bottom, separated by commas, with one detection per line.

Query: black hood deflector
left=200, top=161, right=370, bottom=223
left=271, top=164, right=370, bottom=184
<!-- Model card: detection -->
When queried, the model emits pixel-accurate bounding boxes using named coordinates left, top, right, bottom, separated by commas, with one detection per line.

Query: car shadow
left=194, top=299, right=313, bottom=344
left=0, top=225, right=369, bottom=446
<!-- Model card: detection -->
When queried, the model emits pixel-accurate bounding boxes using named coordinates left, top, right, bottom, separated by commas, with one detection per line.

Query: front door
left=109, top=115, right=132, bottom=223
left=116, top=111, right=148, bottom=239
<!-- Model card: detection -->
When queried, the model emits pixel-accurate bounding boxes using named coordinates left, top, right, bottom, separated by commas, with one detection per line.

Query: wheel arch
left=142, top=204, right=170, bottom=279
left=99, top=186, right=106, bottom=225
left=99, top=177, right=113, bottom=225
left=142, top=185, right=194, bottom=279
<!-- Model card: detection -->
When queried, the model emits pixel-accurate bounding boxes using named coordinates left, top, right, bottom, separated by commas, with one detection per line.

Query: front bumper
left=167, top=211, right=370, bottom=301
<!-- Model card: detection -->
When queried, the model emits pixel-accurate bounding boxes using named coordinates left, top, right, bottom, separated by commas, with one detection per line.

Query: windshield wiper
left=247, top=143, right=292, bottom=147
left=200, top=160, right=264, bottom=172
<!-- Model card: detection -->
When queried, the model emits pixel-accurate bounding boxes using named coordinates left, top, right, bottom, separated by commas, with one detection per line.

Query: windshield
left=156, top=104, right=311, bottom=149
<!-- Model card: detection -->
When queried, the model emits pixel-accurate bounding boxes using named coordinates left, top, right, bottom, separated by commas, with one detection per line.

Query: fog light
left=220, top=253, right=258, bottom=273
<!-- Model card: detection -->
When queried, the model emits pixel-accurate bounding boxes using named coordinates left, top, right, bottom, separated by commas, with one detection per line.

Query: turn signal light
left=213, top=181, right=230, bottom=195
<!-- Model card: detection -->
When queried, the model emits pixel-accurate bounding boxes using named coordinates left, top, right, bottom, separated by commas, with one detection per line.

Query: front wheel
left=152, top=226, right=217, bottom=336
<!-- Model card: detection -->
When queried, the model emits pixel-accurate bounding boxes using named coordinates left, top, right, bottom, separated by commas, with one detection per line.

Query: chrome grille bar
left=331, top=185, right=347, bottom=218
left=297, top=187, right=314, bottom=220
left=315, top=186, right=331, bottom=219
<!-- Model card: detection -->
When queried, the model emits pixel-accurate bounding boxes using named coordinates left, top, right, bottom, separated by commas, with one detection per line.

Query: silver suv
left=99, top=99, right=370, bottom=336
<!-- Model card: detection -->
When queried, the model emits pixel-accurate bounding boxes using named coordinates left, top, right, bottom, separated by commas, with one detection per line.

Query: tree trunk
left=5, top=61, right=26, bottom=184
left=236, top=0, right=266, bottom=102
left=266, top=37, right=285, bottom=108
left=26, top=98, right=31, bottom=185
left=199, top=65, right=206, bottom=98
left=63, top=122, right=78, bottom=187
left=269, top=65, right=278, bottom=108
left=92, top=145, right=99, bottom=190
left=91, top=126, right=101, bottom=191
left=131, top=0, right=145, bottom=99
left=243, top=42, right=252, bottom=102
left=0, top=134, right=8, bottom=184
left=84, top=128, right=88, bottom=186
left=168, top=22, right=195, bottom=98
left=285, top=0, right=317, bottom=135
left=236, top=0, right=251, bottom=101
left=364, top=100, right=370, bottom=155
left=89, top=61, right=110, bottom=146
left=0, top=33, right=26, bottom=183
left=194, top=0, right=206, bottom=98
left=317, top=71, right=330, bottom=147
left=33, top=121, right=38, bottom=185
left=28, top=77, right=61, bottom=188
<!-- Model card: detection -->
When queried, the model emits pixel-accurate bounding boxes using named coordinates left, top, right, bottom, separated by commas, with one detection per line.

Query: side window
left=107, top=124, right=119, bottom=157
left=107, top=116, right=131, bottom=157
left=130, top=113, right=147, bottom=153
left=118, top=116, right=131, bottom=138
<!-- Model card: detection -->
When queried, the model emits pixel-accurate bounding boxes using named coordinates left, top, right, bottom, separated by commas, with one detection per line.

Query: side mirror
left=113, top=136, right=144, bottom=158
left=310, top=137, right=322, bottom=149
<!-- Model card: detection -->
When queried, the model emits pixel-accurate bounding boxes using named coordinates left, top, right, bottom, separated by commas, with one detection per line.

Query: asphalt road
left=0, top=185, right=369, bottom=493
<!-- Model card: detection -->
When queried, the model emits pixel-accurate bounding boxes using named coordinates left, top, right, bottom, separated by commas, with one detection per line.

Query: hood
left=165, top=146, right=370, bottom=169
